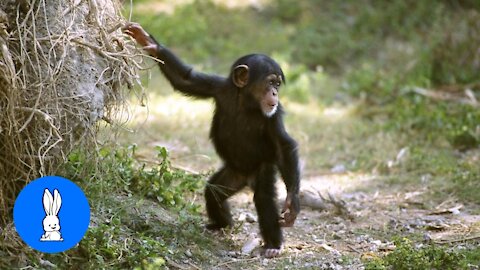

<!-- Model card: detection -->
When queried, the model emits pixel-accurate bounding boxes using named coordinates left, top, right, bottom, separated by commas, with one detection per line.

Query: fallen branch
left=299, top=189, right=355, bottom=220
left=434, top=235, right=480, bottom=244
left=214, top=257, right=260, bottom=269
left=347, top=244, right=362, bottom=254
left=299, top=189, right=328, bottom=211
left=411, top=87, right=479, bottom=107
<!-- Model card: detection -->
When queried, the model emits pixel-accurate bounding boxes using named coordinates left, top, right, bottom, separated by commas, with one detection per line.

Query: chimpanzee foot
left=264, top=247, right=281, bottom=258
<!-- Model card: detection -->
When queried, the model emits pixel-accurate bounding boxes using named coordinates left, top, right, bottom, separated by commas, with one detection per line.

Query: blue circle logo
left=13, top=176, right=90, bottom=253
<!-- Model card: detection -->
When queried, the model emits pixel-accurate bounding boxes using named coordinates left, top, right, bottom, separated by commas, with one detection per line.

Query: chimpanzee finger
left=280, top=211, right=297, bottom=227
left=279, top=219, right=293, bottom=227
left=122, top=22, right=137, bottom=32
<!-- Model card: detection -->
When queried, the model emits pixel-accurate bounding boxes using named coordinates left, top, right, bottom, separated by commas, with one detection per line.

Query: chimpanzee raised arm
left=124, top=23, right=223, bottom=98
left=124, top=22, right=301, bottom=258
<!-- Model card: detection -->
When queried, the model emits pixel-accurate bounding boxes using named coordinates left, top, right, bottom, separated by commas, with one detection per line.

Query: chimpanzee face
left=231, top=54, right=285, bottom=117
left=255, top=73, right=281, bottom=117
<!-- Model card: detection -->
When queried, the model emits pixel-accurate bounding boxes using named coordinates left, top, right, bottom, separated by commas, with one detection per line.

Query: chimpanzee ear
left=232, top=65, right=249, bottom=88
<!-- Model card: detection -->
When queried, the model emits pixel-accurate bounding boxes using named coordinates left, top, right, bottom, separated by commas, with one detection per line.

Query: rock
left=241, top=233, right=262, bottom=255
left=238, top=212, right=256, bottom=223
left=331, top=164, right=347, bottom=173
left=246, top=213, right=257, bottom=223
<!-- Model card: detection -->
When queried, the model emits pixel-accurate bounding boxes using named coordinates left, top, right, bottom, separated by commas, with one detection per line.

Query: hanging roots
left=0, top=0, right=145, bottom=223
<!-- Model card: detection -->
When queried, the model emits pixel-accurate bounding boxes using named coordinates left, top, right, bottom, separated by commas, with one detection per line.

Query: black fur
left=153, top=43, right=300, bottom=250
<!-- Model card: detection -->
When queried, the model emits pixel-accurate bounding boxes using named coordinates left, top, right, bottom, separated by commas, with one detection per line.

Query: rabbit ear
left=52, top=189, right=62, bottom=215
left=43, top=189, right=53, bottom=215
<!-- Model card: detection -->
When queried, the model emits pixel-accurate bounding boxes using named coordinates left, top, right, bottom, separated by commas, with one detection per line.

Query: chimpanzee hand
left=123, top=22, right=158, bottom=56
left=279, top=192, right=300, bottom=227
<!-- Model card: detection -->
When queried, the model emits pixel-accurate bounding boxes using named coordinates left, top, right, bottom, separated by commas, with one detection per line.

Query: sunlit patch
left=285, top=102, right=356, bottom=122
left=323, top=106, right=350, bottom=120
left=153, top=95, right=213, bottom=119
left=275, top=172, right=377, bottom=201
left=125, top=93, right=214, bottom=125
left=135, top=0, right=265, bottom=15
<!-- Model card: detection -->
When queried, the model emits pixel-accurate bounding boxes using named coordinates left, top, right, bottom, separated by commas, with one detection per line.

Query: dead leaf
left=405, top=191, right=424, bottom=200
left=361, top=252, right=380, bottom=260
left=320, top=243, right=341, bottom=256
left=430, top=205, right=463, bottom=215
left=425, top=222, right=449, bottom=231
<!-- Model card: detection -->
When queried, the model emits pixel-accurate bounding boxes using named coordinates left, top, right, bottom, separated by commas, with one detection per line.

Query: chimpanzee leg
left=253, top=164, right=282, bottom=254
left=205, top=166, right=247, bottom=230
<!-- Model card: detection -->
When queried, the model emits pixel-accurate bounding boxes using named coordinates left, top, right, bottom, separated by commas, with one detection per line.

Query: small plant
left=71, top=219, right=169, bottom=268
left=364, top=237, right=469, bottom=270
left=383, top=96, right=480, bottom=149
left=51, top=144, right=209, bottom=268
left=64, top=144, right=203, bottom=210
left=129, top=146, right=203, bottom=208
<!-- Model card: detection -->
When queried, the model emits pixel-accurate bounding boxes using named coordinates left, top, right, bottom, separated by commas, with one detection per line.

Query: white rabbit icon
left=40, top=189, right=63, bottom=241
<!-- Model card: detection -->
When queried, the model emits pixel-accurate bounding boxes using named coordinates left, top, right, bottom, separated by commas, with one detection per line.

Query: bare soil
left=201, top=175, right=480, bottom=269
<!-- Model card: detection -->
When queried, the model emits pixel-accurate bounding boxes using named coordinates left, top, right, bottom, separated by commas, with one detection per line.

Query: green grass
left=364, top=237, right=478, bottom=270
left=38, top=145, right=222, bottom=269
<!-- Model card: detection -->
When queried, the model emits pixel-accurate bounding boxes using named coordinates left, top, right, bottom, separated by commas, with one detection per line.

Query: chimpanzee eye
left=269, top=80, right=281, bottom=87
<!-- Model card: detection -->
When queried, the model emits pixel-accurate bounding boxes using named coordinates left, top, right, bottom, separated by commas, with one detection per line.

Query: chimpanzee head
left=231, top=54, right=285, bottom=117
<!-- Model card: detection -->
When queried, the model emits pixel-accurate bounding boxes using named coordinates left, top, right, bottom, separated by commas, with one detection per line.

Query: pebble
left=246, top=213, right=257, bottom=223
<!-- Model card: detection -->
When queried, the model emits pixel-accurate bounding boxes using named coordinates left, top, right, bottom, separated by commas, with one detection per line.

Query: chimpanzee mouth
left=264, top=104, right=278, bottom=117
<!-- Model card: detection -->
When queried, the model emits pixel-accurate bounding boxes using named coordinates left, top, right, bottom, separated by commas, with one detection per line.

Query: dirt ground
left=197, top=174, right=480, bottom=269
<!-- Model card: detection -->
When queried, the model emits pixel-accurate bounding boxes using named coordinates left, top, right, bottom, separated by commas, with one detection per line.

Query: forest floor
left=115, top=92, right=480, bottom=269
left=215, top=176, right=480, bottom=269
